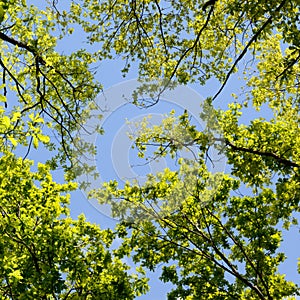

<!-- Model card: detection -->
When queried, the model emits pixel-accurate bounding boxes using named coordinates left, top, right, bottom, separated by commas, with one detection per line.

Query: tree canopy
left=0, top=0, right=299, bottom=299
left=0, top=153, right=149, bottom=299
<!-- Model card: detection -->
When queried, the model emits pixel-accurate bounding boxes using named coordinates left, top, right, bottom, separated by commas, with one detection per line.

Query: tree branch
left=212, top=0, right=288, bottom=101
left=224, top=139, right=299, bottom=168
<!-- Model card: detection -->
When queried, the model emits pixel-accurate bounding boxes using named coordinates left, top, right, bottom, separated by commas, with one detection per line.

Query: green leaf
left=33, top=136, right=38, bottom=149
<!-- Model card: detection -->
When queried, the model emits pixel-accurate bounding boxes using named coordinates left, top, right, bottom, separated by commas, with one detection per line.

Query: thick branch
left=0, top=32, right=36, bottom=54
left=224, top=139, right=299, bottom=168
left=0, top=31, right=77, bottom=89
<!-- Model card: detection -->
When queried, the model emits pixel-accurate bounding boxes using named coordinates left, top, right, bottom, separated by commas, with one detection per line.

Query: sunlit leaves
left=0, top=0, right=102, bottom=176
left=0, top=0, right=299, bottom=299
left=0, top=153, right=148, bottom=299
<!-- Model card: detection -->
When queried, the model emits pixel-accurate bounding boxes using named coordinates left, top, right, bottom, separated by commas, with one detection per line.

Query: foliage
left=76, top=0, right=300, bottom=299
left=0, top=1, right=150, bottom=299
left=0, top=0, right=102, bottom=177
left=95, top=101, right=300, bottom=298
left=0, top=0, right=299, bottom=299
left=75, top=0, right=300, bottom=100
left=0, top=153, right=148, bottom=299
